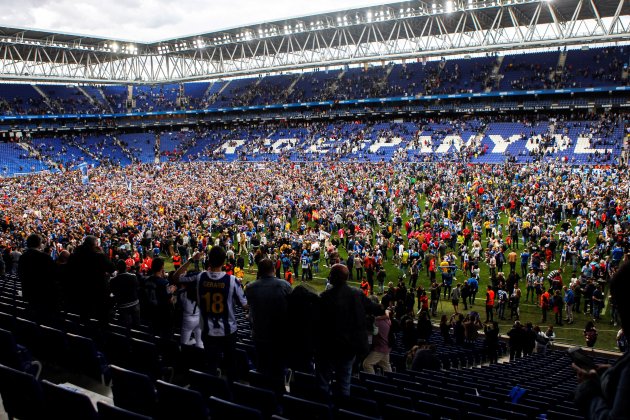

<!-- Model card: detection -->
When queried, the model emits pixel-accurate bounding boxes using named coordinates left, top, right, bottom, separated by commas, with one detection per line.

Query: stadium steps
left=285, top=74, right=303, bottom=97
left=31, top=84, right=54, bottom=111
left=76, top=86, right=98, bottom=106
left=485, top=55, right=504, bottom=92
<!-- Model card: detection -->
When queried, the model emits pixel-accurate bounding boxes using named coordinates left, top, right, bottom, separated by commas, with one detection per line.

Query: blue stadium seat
left=232, top=381, right=278, bottom=419
left=129, top=338, right=173, bottom=381
left=0, top=327, right=41, bottom=378
left=155, top=379, right=208, bottom=420
left=14, top=317, right=39, bottom=350
left=66, top=333, right=110, bottom=385
left=373, top=389, right=414, bottom=411
left=102, top=331, right=131, bottom=368
left=334, top=395, right=379, bottom=418
left=383, top=404, right=431, bottom=420
left=41, top=380, right=98, bottom=420
left=466, top=412, right=508, bottom=420
left=0, top=363, right=45, bottom=420
left=109, top=365, right=157, bottom=417
left=336, top=409, right=380, bottom=420
left=97, top=401, right=152, bottom=420
left=281, top=394, right=332, bottom=420
left=188, top=368, right=233, bottom=401
left=209, top=396, right=263, bottom=420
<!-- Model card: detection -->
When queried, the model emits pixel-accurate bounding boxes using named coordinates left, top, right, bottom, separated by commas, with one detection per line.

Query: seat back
left=209, top=396, right=263, bottom=420
left=0, top=363, right=45, bottom=420
left=97, top=401, right=152, bottom=420
left=0, top=327, right=24, bottom=369
left=155, top=380, right=208, bottom=420
left=188, top=368, right=232, bottom=401
left=281, top=394, right=332, bottom=420
left=66, top=333, right=110, bottom=384
left=232, top=382, right=278, bottom=419
left=110, top=365, right=156, bottom=417
left=42, top=380, right=98, bottom=420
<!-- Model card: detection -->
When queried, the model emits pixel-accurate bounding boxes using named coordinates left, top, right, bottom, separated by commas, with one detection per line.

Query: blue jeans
left=316, top=356, right=355, bottom=397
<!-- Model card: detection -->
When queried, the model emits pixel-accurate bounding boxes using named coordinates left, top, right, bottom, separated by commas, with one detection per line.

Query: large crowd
left=4, top=156, right=629, bottom=416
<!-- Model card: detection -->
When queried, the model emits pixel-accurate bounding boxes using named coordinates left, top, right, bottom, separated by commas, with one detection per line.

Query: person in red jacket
left=360, top=279, right=370, bottom=297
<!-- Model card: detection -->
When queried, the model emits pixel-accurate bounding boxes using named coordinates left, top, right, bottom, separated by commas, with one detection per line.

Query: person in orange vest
left=485, top=285, right=495, bottom=323
left=360, top=278, right=370, bottom=297
left=541, top=288, right=551, bottom=323
left=172, top=253, right=182, bottom=270
left=284, top=268, right=293, bottom=285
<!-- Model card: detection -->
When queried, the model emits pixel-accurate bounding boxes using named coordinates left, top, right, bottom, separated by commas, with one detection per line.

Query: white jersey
left=180, top=270, right=247, bottom=337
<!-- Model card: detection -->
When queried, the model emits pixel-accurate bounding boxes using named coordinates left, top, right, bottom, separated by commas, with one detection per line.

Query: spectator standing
left=316, top=264, right=377, bottom=397
left=574, top=262, right=630, bottom=420
left=245, top=259, right=292, bottom=378
left=174, top=247, right=248, bottom=381
left=362, top=306, right=392, bottom=374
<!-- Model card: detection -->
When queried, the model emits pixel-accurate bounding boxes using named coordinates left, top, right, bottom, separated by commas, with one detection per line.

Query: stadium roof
left=0, top=0, right=628, bottom=83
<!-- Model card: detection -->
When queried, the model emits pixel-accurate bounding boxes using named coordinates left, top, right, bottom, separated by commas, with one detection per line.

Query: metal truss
left=0, top=0, right=628, bottom=84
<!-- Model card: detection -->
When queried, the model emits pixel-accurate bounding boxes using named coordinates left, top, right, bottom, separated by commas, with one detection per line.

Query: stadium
left=0, top=0, right=629, bottom=418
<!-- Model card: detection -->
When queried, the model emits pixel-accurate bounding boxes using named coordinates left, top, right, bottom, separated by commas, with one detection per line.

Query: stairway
left=31, top=85, right=54, bottom=110
left=96, top=88, right=114, bottom=113
left=285, top=74, right=303, bottom=98
left=17, top=142, right=58, bottom=170
left=484, top=56, right=504, bottom=92
left=76, top=86, right=97, bottom=106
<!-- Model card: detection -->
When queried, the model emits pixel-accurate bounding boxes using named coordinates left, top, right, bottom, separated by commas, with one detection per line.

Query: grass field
left=165, top=196, right=622, bottom=353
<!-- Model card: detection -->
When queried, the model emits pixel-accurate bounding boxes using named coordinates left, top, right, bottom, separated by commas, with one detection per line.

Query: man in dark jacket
left=18, top=233, right=59, bottom=324
left=245, top=258, right=292, bottom=379
left=316, top=264, right=378, bottom=397
left=67, top=235, right=114, bottom=324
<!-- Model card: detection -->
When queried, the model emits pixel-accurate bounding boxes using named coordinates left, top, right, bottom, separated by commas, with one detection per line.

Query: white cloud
left=0, top=0, right=389, bottom=42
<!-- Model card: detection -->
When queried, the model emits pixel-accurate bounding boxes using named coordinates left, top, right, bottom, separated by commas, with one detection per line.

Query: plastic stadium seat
left=373, top=389, right=414, bottom=410
left=97, top=401, right=152, bottom=420
left=129, top=338, right=173, bottom=381
left=0, top=311, right=14, bottom=331
left=232, top=382, right=278, bottom=419
left=66, top=333, right=110, bottom=385
left=467, top=413, right=508, bottom=420
left=103, top=331, right=131, bottom=367
left=336, top=409, right=380, bottom=420
left=14, top=317, right=39, bottom=350
left=333, top=395, right=379, bottom=418
left=209, top=396, right=263, bottom=420
left=109, top=365, right=157, bottom=417
left=42, top=380, right=98, bottom=420
left=415, top=400, right=460, bottom=420
left=383, top=404, right=431, bottom=420
left=155, top=380, right=208, bottom=420
left=188, top=368, right=233, bottom=401
left=0, top=364, right=45, bottom=420
left=281, top=394, right=332, bottom=420
left=491, top=408, right=528, bottom=419
left=0, top=327, right=41, bottom=378
left=248, top=369, right=286, bottom=395
left=546, top=411, right=584, bottom=420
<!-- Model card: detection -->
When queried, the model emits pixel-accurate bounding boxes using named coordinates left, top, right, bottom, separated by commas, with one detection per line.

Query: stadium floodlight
left=111, top=42, right=119, bottom=52
left=445, top=0, right=454, bottom=13
left=366, top=10, right=372, bottom=22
